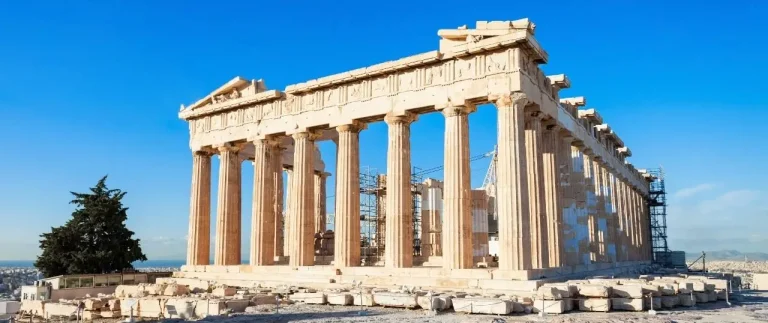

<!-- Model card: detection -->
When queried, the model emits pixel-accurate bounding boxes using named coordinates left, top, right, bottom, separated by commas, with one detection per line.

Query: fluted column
left=422, top=180, right=443, bottom=257
left=628, top=186, right=639, bottom=260
left=288, top=132, right=319, bottom=266
left=187, top=150, right=212, bottom=265
left=615, top=177, right=626, bottom=262
left=607, top=171, right=620, bottom=263
left=283, top=167, right=293, bottom=257
left=384, top=113, right=416, bottom=268
left=250, top=138, right=277, bottom=266
left=334, top=122, right=365, bottom=267
left=582, top=150, right=598, bottom=263
left=493, top=92, right=532, bottom=271
left=542, top=124, right=563, bottom=268
left=559, top=136, right=577, bottom=266
left=441, top=104, right=475, bottom=269
left=314, top=172, right=329, bottom=234
left=621, top=179, right=633, bottom=261
left=592, top=157, right=607, bottom=262
left=214, top=143, right=243, bottom=266
left=273, top=143, right=285, bottom=258
left=525, top=111, right=548, bottom=269
left=571, top=144, right=589, bottom=265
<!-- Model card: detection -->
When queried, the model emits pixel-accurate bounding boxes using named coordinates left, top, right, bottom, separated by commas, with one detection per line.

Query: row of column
left=186, top=91, right=652, bottom=270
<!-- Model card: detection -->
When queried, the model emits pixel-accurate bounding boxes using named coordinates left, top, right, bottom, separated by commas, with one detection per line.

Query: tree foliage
left=34, top=176, right=147, bottom=277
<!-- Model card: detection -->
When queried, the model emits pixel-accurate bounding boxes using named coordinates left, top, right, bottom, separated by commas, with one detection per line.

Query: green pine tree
left=34, top=176, right=147, bottom=277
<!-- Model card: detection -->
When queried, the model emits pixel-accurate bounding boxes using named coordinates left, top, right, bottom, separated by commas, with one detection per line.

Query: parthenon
left=178, top=18, right=655, bottom=291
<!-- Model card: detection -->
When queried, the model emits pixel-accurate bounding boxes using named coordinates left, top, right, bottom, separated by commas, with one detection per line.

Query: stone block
left=563, top=298, right=574, bottom=312
left=611, top=285, right=642, bottom=298
left=578, top=298, right=611, bottom=312
left=115, top=285, right=145, bottom=298
left=327, top=293, right=353, bottom=306
left=650, top=282, right=677, bottom=295
left=119, top=298, right=139, bottom=317
left=678, top=282, right=694, bottom=294
left=645, top=296, right=661, bottom=310
left=44, top=302, right=78, bottom=319
left=290, top=292, right=327, bottom=304
left=140, top=283, right=166, bottom=296
left=705, top=279, right=728, bottom=290
left=661, top=295, right=679, bottom=308
left=717, top=289, right=727, bottom=300
left=694, top=292, right=708, bottom=303
left=82, top=310, right=101, bottom=321
left=352, top=293, right=375, bottom=306
left=679, top=294, right=696, bottom=307
left=212, top=287, right=236, bottom=297
left=372, top=292, right=418, bottom=308
left=250, top=295, right=277, bottom=305
left=205, top=299, right=225, bottom=317
left=225, top=299, right=250, bottom=312
left=98, top=310, right=120, bottom=318
left=611, top=298, right=643, bottom=311
left=707, top=291, right=718, bottom=302
left=576, top=284, right=612, bottom=297
left=452, top=298, right=512, bottom=315
left=417, top=295, right=452, bottom=311
left=165, top=298, right=197, bottom=319
left=138, top=298, right=163, bottom=318
left=685, top=281, right=706, bottom=292
left=533, top=299, right=566, bottom=314
left=163, top=284, right=190, bottom=296
left=83, top=299, right=104, bottom=310
left=107, top=299, right=120, bottom=311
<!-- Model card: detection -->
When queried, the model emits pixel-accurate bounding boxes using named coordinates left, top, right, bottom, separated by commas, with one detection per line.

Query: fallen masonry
left=15, top=270, right=738, bottom=321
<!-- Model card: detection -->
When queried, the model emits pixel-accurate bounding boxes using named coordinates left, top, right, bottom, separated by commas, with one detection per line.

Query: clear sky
left=1, top=1, right=766, bottom=261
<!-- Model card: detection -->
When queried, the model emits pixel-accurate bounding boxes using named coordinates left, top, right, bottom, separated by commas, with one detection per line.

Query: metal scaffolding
left=648, top=167, right=670, bottom=265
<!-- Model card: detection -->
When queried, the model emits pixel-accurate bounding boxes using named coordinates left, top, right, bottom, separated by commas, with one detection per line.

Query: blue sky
left=1, top=1, right=766, bottom=261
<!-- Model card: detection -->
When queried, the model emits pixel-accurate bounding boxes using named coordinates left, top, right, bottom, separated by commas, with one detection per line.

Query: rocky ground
left=689, top=261, right=768, bottom=286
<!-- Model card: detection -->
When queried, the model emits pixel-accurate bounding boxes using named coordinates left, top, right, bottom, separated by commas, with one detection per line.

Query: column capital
left=214, top=142, right=245, bottom=154
left=437, top=103, right=476, bottom=117
left=384, top=112, right=417, bottom=125
left=192, top=148, right=215, bottom=157
left=336, top=120, right=367, bottom=133
left=292, top=130, right=322, bottom=141
left=490, top=91, right=527, bottom=108
left=526, top=110, right=545, bottom=120
left=582, top=148, right=594, bottom=156
left=314, top=171, right=332, bottom=178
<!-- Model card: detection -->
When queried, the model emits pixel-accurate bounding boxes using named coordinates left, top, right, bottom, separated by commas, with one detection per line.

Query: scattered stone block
left=694, top=292, right=708, bottom=303
left=107, top=299, right=120, bottom=311
left=82, top=310, right=101, bottom=321
left=717, top=289, right=727, bottom=300
left=661, top=295, right=679, bottom=308
left=98, top=310, right=120, bottom=318
left=250, top=294, right=277, bottom=306
left=563, top=298, right=574, bottom=312
left=44, top=302, right=78, bottom=319
left=417, top=295, right=453, bottom=311
left=650, top=282, right=677, bottom=295
left=576, top=284, right=612, bottom=297
left=140, top=283, right=166, bottom=296
left=83, top=299, right=104, bottom=310
left=679, top=294, right=696, bottom=307
left=225, top=299, right=250, bottom=312
left=705, top=279, right=729, bottom=291
left=212, top=287, right=236, bottom=297
left=678, top=282, right=694, bottom=294
left=290, top=292, right=327, bottom=304
left=707, top=291, right=718, bottom=302
left=119, top=298, right=139, bottom=317
left=115, top=285, right=145, bottom=298
left=163, top=284, right=190, bottom=296
left=645, top=296, right=661, bottom=310
left=372, top=292, right=418, bottom=308
left=352, top=293, right=376, bottom=306
left=533, top=299, right=566, bottom=314
left=704, top=283, right=716, bottom=292
left=138, top=298, right=163, bottom=318
left=578, top=298, right=611, bottom=312
left=612, top=298, right=643, bottom=311
left=452, top=298, right=512, bottom=315
left=611, top=285, right=643, bottom=298
left=327, top=293, right=353, bottom=306
left=165, top=298, right=197, bottom=319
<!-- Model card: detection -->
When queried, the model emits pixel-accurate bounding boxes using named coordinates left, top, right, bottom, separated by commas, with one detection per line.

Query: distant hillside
left=685, top=250, right=768, bottom=261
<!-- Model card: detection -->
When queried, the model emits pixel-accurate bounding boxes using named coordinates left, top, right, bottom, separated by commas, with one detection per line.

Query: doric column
left=571, top=144, right=589, bottom=265
left=582, top=150, right=598, bottom=263
left=615, top=177, right=627, bottom=262
left=441, top=104, right=475, bottom=269
left=334, top=121, right=365, bottom=267
left=214, top=143, right=243, bottom=266
left=558, top=135, right=577, bottom=266
left=542, top=124, right=563, bottom=268
left=187, top=150, right=212, bottom=265
left=375, top=174, right=387, bottom=257
left=314, top=172, right=329, bottom=233
left=250, top=138, right=278, bottom=266
left=628, top=186, right=639, bottom=260
left=283, top=167, right=293, bottom=258
left=607, top=171, right=620, bottom=263
left=622, top=179, right=634, bottom=261
left=592, top=157, right=607, bottom=262
left=287, top=132, right=319, bottom=266
left=422, top=179, right=443, bottom=257
left=493, top=92, right=532, bottom=271
left=384, top=113, right=416, bottom=268
left=273, top=143, right=285, bottom=258
left=525, top=111, right=548, bottom=269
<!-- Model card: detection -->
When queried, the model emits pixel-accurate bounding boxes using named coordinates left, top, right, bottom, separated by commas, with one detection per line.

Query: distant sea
left=0, top=260, right=185, bottom=269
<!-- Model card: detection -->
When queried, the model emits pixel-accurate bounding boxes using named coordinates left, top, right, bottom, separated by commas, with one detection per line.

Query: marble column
left=542, top=124, right=563, bottom=268
left=621, top=179, right=633, bottom=261
left=214, top=143, right=243, bottom=266
left=287, top=132, right=318, bottom=266
left=422, top=179, right=443, bottom=257
left=384, top=113, right=416, bottom=268
left=493, top=92, right=532, bottom=271
left=525, top=111, right=548, bottom=269
left=571, top=145, right=589, bottom=265
left=582, top=150, right=598, bottom=263
left=334, top=122, right=365, bottom=267
left=250, top=138, right=277, bottom=266
left=376, top=174, right=387, bottom=257
left=592, top=158, right=607, bottom=262
left=441, top=104, right=475, bottom=269
left=608, top=172, right=621, bottom=263
left=187, top=150, right=212, bottom=266
left=273, top=144, right=285, bottom=258
left=283, top=167, right=293, bottom=258
left=558, top=136, right=577, bottom=266
left=314, top=172, right=329, bottom=234
left=629, top=186, right=639, bottom=260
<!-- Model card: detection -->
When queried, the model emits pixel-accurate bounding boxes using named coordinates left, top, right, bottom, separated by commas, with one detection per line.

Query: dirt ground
left=182, top=290, right=768, bottom=323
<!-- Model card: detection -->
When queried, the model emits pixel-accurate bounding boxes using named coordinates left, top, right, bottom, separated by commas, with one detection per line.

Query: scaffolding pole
left=648, top=167, right=670, bottom=265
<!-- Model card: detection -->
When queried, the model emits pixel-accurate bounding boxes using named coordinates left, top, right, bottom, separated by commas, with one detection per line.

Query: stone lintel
left=617, top=146, right=632, bottom=157
left=578, top=108, right=603, bottom=124
left=560, top=96, right=586, bottom=107
left=546, top=74, right=571, bottom=92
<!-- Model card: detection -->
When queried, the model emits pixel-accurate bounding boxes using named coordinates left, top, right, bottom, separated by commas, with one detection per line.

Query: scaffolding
left=359, top=166, right=383, bottom=265
left=648, top=167, right=670, bottom=265
left=411, top=166, right=424, bottom=257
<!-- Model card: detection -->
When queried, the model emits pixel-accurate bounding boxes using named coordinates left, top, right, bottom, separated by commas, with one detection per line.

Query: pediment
left=182, top=77, right=267, bottom=111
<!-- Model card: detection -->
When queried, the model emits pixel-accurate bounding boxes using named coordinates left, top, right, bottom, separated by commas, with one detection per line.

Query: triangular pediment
left=182, top=77, right=267, bottom=111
